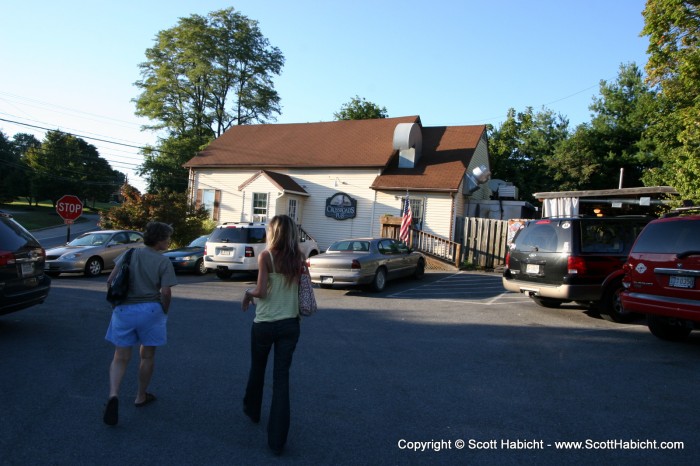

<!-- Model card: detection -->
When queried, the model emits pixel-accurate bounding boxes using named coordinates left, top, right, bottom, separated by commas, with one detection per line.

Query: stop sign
left=56, top=195, right=83, bottom=221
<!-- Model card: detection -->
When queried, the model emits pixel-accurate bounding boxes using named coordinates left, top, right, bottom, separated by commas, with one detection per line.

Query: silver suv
left=204, top=222, right=319, bottom=279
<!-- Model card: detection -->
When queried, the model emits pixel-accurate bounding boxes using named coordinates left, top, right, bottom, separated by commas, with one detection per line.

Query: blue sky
left=1, top=0, right=649, bottom=191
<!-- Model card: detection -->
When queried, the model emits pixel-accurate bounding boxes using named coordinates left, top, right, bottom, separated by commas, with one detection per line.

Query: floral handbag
left=298, top=266, right=317, bottom=316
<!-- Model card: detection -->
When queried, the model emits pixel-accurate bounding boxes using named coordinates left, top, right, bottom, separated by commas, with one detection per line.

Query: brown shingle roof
left=238, top=170, right=309, bottom=196
left=184, top=116, right=420, bottom=168
left=371, top=125, right=486, bottom=192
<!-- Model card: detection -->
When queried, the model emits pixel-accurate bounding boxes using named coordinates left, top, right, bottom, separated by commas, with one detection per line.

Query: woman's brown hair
left=266, top=215, right=303, bottom=286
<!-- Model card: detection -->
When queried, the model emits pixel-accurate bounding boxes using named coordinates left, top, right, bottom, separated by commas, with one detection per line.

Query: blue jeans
left=243, top=317, right=300, bottom=451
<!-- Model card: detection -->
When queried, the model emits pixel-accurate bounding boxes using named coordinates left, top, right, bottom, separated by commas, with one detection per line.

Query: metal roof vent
left=393, top=123, right=422, bottom=168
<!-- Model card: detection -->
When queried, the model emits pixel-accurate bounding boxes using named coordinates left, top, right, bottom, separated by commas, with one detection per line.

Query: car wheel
left=413, top=259, right=425, bottom=280
left=194, top=258, right=208, bottom=276
left=84, top=257, right=103, bottom=277
left=371, top=267, right=387, bottom=292
left=216, top=269, right=234, bottom=280
left=531, top=297, right=563, bottom=308
left=599, top=279, right=641, bottom=323
left=647, top=315, right=692, bottom=341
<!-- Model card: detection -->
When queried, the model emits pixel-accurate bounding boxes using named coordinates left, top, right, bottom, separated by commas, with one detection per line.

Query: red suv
left=620, top=208, right=700, bottom=341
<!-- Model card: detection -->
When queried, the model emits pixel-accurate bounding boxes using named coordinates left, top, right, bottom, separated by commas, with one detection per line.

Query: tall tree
left=547, top=63, right=659, bottom=190
left=24, top=131, right=123, bottom=205
left=642, top=0, right=700, bottom=200
left=334, top=96, right=388, bottom=120
left=487, top=107, right=569, bottom=201
left=134, top=7, right=284, bottom=192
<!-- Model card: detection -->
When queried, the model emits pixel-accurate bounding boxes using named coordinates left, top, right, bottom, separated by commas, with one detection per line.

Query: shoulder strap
left=268, top=251, right=276, bottom=273
left=124, top=248, right=135, bottom=264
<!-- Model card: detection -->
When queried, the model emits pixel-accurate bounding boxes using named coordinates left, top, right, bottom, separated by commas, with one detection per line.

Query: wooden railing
left=379, top=215, right=510, bottom=270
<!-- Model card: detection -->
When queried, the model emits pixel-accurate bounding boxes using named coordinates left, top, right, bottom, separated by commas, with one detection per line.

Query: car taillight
left=306, top=258, right=311, bottom=267
left=505, top=251, right=510, bottom=268
left=351, top=259, right=361, bottom=269
left=0, top=251, right=16, bottom=266
left=245, top=246, right=254, bottom=258
left=567, top=256, right=586, bottom=275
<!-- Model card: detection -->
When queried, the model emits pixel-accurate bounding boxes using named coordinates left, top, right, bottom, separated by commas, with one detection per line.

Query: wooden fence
left=380, top=215, right=510, bottom=270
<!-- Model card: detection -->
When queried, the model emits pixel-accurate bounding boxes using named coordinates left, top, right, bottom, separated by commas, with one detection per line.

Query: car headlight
left=62, top=252, right=83, bottom=260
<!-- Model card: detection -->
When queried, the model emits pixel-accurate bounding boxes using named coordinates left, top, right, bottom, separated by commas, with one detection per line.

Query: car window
left=378, top=240, right=395, bottom=254
left=513, top=221, right=564, bottom=253
left=128, top=232, right=144, bottom=243
left=111, top=233, right=128, bottom=244
left=0, top=217, right=39, bottom=250
left=632, top=219, right=700, bottom=254
left=329, top=241, right=353, bottom=251
left=70, top=233, right=109, bottom=246
left=580, top=219, right=647, bottom=254
left=210, top=227, right=266, bottom=243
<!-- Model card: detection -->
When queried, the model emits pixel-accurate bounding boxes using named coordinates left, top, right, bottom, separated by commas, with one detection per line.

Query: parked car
left=163, top=235, right=209, bottom=275
left=205, top=222, right=320, bottom=279
left=502, top=216, right=652, bottom=322
left=307, top=237, right=425, bottom=292
left=44, top=230, right=145, bottom=277
left=0, top=211, right=51, bottom=316
left=620, top=208, right=700, bottom=341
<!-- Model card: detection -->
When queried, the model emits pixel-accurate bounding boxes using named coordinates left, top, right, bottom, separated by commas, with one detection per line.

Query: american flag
left=399, top=194, right=412, bottom=244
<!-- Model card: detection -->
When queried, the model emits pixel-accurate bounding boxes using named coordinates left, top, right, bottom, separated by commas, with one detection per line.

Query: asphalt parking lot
left=1, top=270, right=699, bottom=465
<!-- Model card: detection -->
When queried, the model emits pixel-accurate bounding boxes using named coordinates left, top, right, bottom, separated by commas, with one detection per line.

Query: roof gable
left=238, top=170, right=309, bottom=196
left=371, top=125, right=486, bottom=192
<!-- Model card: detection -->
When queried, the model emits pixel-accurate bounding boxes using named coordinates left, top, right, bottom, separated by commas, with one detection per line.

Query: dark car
left=502, top=216, right=652, bottom=322
left=307, top=237, right=425, bottom=292
left=0, top=211, right=51, bottom=316
left=621, top=208, right=700, bottom=341
left=163, top=235, right=209, bottom=275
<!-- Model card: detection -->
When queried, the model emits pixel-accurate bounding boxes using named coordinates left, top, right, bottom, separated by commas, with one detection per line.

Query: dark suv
left=621, top=208, right=700, bottom=341
left=502, top=216, right=652, bottom=322
left=0, top=211, right=51, bottom=316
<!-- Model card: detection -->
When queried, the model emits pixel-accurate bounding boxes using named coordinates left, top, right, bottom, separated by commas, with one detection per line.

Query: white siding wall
left=373, top=191, right=455, bottom=239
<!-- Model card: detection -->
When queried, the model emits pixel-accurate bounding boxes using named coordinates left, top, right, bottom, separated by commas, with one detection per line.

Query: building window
left=402, top=196, right=424, bottom=229
left=288, top=199, right=298, bottom=224
left=197, top=189, right=221, bottom=221
left=253, top=193, right=268, bottom=222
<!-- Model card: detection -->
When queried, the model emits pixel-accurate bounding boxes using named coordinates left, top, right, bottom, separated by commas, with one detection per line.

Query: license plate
left=526, top=264, right=540, bottom=274
left=219, top=249, right=231, bottom=256
left=669, top=275, right=695, bottom=289
left=21, top=262, right=33, bottom=277
left=321, top=276, right=334, bottom=284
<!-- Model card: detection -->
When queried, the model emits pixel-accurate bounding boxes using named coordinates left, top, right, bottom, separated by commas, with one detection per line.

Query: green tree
left=487, top=107, right=569, bottom=201
left=334, top=96, right=389, bottom=120
left=642, top=0, right=700, bottom=200
left=547, top=63, right=659, bottom=190
left=100, top=183, right=210, bottom=247
left=134, top=7, right=284, bottom=192
left=24, top=131, right=124, bottom=205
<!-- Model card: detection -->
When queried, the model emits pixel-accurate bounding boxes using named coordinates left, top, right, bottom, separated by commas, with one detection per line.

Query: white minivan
left=204, top=222, right=319, bottom=279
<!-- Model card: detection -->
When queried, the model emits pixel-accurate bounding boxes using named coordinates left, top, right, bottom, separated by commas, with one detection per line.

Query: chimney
left=393, top=123, right=422, bottom=168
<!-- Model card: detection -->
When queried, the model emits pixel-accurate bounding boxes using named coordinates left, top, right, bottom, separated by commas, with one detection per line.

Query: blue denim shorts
left=105, top=302, right=167, bottom=347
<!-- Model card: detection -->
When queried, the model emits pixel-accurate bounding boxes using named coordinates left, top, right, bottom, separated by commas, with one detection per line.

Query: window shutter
left=213, top=190, right=221, bottom=221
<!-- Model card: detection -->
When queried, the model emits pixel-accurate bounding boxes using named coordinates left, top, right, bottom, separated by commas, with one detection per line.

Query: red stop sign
left=56, top=195, right=83, bottom=221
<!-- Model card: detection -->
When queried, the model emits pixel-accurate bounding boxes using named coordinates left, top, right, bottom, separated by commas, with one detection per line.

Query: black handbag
left=106, top=249, right=135, bottom=306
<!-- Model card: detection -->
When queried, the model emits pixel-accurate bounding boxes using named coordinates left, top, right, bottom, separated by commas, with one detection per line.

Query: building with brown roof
left=184, top=116, right=493, bottom=249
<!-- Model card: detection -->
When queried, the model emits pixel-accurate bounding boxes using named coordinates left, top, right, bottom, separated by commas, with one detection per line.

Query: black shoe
left=243, top=405, right=260, bottom=424
left=103, top=397, right=118, bottom=426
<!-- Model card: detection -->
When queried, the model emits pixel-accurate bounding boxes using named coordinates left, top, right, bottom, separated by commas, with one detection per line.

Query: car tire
left=84, top=257, right=103, bottom=277
left=531, top=297, right=563, bottom=308
left=413, top=259, right=425, bottom=280
left=599, top=279, right=641, bottom=323
left=371, top=267, right=387, bottom=292
left=647, top=315, right=692, bottom=341
left=216, top=269, right=234, bottom=280
left=194, top=259, right=208, bottom=276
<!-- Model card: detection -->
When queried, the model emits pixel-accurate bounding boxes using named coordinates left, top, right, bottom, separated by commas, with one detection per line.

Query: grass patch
left=0, top=200, right=110, bottom=230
